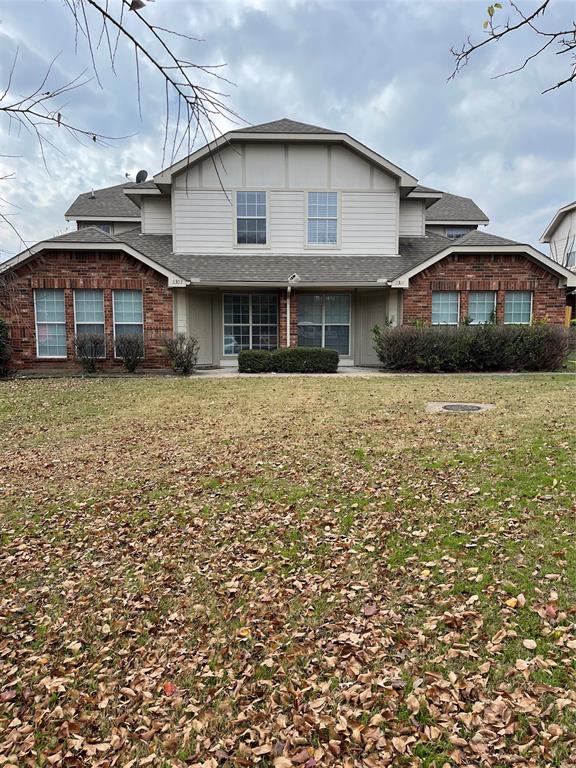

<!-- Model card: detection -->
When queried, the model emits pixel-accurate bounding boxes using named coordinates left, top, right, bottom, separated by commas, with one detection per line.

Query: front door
left=188, top=292, right=213, bottom=366
left=357, top=290, right=388, bottom=366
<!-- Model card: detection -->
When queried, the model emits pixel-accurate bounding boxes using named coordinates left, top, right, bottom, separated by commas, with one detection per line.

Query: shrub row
left=239, top=347, right=339, bottom=373
left=372, top=324, right=574, bottom=372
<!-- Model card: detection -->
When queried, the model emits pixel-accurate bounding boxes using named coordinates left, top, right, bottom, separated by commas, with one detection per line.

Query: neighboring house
left=1, top=118, right=574, bottom=370
left=540, top=201, right=576, bottom=269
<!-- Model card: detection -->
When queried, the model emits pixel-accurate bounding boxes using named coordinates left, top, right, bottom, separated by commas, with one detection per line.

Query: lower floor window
left=35, top=289, right=67, bottom=357
left=74, top=289, right=105, bottom=357
left=113, top=290, right=144, bottom=355
left=504, top=291, right=532, bottom=324
left=432, top=291, right=459, bottom=325
left=298, top=294, right=351, bottom=355
left=468, top=291, right=496, bottom=324
left=223, top=294, right=278, bottom=354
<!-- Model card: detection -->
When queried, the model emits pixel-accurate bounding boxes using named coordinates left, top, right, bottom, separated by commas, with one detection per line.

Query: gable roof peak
left=235, top=117, right=339, bottom=135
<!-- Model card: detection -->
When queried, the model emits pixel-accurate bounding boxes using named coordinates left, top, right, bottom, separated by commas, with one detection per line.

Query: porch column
left=278, top=289, right=298, bottom=348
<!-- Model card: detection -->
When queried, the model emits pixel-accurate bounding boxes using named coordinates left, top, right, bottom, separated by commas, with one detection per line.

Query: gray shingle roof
left=65, top=184, right=141, bottom=219
left=39, top=227, right=525, bottom=285
left=234, top=118, right=338, bottom=134
left=425, top=192, right=489, bottom=223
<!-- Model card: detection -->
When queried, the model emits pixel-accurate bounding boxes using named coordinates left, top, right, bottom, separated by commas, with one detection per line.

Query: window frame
left=234, top=191, right=269, bottom=248
left=73, top=289, right=106, bottom=358
left=431, top=291, right=460, bottom=326
left=222, top=293, right=279, bottom=356
left=504, top=291, right=533, bottom=325
left=297, top=293, right=351, bottom=356
left=468, top=290, right=497, bottom=325
left=34, top=288, right=68, bottom=359
left=305, top=191, right=340, bottom=248
left=112, top=289, right=145, bottom=358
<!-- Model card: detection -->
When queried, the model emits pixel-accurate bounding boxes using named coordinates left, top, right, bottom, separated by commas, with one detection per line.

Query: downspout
left=286, top=285, right=291, bottom=347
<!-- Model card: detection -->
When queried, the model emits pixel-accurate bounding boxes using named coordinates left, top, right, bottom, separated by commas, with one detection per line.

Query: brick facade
left=278, top=290, right=298, bottom=348
left=1, top=250, right=173, bottom=371
left=402, top=253, right=567, bottom=325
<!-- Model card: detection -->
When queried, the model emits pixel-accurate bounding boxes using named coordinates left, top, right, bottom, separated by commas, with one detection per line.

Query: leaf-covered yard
left=1, top=375, right=575, bottom=768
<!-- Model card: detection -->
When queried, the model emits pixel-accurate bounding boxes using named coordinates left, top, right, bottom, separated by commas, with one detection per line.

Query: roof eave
left=540, top=202, right=576, bottom=242
left=0, top=240, right=189, bottom=287
left=65, top=215, right=142, bottom=222
left=425, top=219, right=489, bottom=226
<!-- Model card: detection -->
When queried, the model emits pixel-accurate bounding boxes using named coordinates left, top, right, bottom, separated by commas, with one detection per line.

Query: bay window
left=34, top=289, right=67, bottom=358
left=298, top=294, right=350, bottom=355
left=223, top=294, right=278, bottom=354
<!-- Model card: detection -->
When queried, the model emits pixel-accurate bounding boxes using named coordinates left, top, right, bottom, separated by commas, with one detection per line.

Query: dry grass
left=0, top=374, right=575, bottom=767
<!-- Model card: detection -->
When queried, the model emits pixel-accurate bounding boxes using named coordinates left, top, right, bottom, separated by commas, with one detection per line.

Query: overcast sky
left=0, top=0, right=575, bottom=260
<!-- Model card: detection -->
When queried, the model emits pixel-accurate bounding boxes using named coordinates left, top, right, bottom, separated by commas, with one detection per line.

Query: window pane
left=35, top=289, right=65, bottom=323
left=224, top=295, right=249, bottom=324
left=445, top=226, right=471, bottom=239
left=298, top=325, right=322, bottom=348
left=504, top=291, right=532, bottom=324
left=75, top=289, right=104, bottom=324
left=115, top=324, right=143, bottom=338
left=251, top=295, right=278, bottom=350
left=114, top=290, right=143, bottom=323
left=237, top=218, right=266, bottom=245
left=37, top=324, right=66, bottom=357
left=298, top=295, right=323, bottom=324
left=308, top=218, right=337, bottom=245
left=468, top=291, right=496, bottom=324
left=325, top=325, right=349, bottom=355
left=432, top=292, right=459, bottom=325
left=325, top=294, right=350, bottom=324
left=224, top=325, right=250, bottom=354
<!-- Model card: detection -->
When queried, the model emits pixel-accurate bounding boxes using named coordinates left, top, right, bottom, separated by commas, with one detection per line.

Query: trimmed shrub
left=238, top=347, right=339, bottom=373
left=115, top=334, right=144, bottom=373
left=74, top=333, right=105, bottom=374
left=238, top=349, right=274, bottom=373
left=0, top=319, right=10, bottom=378
left=163, top=333, right=200, bottom=375
left=272, top=347, right=339, bottom=373
left=372, top=324, right=572, bottom=373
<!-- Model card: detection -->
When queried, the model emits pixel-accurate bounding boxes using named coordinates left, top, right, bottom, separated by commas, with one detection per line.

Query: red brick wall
left=1, top=250, right=173, bottom=371
left=403, top=253, right=567, bottom=325
left=278, top=290, right=298, bottom=348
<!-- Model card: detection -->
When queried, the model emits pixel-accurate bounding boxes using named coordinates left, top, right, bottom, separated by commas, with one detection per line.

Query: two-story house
left=1, top=118, right=574, bottom=370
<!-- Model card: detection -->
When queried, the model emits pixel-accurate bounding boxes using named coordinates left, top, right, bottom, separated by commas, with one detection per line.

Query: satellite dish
left=135, top=169, right=148, bottom=184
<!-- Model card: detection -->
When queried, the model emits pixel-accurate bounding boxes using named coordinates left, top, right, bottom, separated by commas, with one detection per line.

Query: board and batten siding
left=173, top=189, right=399, bottom=255
left=399, top=200, right=425, bottom=237
left=141, top=197, right=172, bottom=234
left=171, top=141, right=401, bottom=255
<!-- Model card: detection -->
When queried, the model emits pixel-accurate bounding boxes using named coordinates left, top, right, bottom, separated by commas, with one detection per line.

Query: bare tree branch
left=450, top=0, right=576, bottom=94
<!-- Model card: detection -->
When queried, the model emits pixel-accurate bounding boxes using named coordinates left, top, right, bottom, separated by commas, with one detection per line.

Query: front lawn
left=0, top=375, right=575, bottom=767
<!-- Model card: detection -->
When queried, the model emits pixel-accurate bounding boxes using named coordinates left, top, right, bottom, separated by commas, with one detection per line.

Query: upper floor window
left=468, top=291, right=496, bottom=324
left=307, top=192, right=338, bottom=245
left=432, top=291, right=459, bottom=325
left=34, top=289, right=67, bottom=358
left=504, top=291, right=532, bottom=324
left=445, top=226, right=472, bottom=239
left=236, top=191, right=266, bottom=245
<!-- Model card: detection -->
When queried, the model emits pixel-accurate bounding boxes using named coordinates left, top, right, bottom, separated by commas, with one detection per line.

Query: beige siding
left=173, top=189, right=398, bottom=255
left=141, top=197, right=172, bottom=234
left=113, top=221, right=140, bottom=235
left=549, top=209, right=576, bottom=263
left=399, top=200, right=425, bottom=236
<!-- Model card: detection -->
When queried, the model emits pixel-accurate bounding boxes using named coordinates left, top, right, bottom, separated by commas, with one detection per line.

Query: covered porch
left=172, top=286, right=403, bottom=368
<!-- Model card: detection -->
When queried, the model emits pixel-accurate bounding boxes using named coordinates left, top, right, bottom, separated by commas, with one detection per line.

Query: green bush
left=0, top=319, right=10, bottom=378
left=238, top=349, right=275, bottom=373
left=372, top=324, right=572, bottom=372
left=238, top=347, right=339, bottom=373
